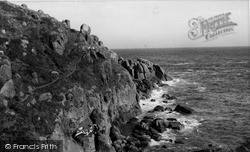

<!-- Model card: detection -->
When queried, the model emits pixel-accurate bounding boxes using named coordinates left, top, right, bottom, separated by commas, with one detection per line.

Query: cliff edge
left=0, top=1, right=171, bottom=152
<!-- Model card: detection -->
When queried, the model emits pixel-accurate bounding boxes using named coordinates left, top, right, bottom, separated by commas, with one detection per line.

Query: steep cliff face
left=0, top=1, right=170, bottom=152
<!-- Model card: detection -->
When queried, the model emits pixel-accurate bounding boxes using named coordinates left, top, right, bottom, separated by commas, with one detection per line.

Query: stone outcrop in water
left=119, top=57, right=172, bottom=99
left=0, top=1, right=172, bottom=152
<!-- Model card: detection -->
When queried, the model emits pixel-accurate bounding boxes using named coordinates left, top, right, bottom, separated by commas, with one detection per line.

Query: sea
left=114, top=47, right=250, bottom=152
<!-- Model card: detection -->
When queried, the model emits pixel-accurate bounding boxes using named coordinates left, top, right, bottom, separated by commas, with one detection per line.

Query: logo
left=5, top=144, right=11, bottom=149
left=188, top=12, right=237, bottom=40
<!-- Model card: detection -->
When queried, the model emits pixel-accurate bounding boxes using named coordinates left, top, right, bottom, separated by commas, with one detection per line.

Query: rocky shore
left=0, top=1, right=247, bottom=152
left=0, top=1, right=173, bottom=151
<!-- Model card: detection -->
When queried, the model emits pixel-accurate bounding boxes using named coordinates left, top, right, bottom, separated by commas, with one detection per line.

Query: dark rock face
left=0, top=1, right=172, bottom=151
left=150, top=118, right=168, bottom=133
left=174, top=104, right=194, bottom=115
left=0, top=1, right=147, bottom=151
left=119, top=57, right=172, bottom=99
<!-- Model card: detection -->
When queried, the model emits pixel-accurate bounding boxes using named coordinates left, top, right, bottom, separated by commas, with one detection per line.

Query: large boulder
left=0, top=79, right=15, bottom=98
left=80, top=23, right=91, bottom=35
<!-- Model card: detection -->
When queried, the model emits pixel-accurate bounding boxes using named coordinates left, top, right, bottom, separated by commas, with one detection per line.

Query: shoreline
left=138, top=79, right=201, bottom=147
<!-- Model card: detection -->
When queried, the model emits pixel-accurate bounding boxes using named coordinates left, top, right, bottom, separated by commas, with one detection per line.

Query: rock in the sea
left=174, top=104, right=193, bottom=115
left=153, top=64, right=166, bottom=80
left=0, top=79, right=15, bottom=98
left=168, top=121, right=183, bottom=130
left=153, top=105, right=165, bottom=112
left=150, top=118, right=169, bottom=133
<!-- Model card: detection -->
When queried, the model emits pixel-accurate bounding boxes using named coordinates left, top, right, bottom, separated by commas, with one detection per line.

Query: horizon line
left=111, top=45, right=250, bottom=50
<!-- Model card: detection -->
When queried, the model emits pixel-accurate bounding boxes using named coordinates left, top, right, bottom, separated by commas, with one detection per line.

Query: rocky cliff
left=0, top=1, right=171, bottom=152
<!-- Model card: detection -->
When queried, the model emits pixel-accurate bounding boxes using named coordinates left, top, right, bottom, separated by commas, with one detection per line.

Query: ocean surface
left=114, top=47, right=250, bottom=151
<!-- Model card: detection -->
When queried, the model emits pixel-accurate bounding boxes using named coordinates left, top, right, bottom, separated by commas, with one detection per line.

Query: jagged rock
left=153, top=64, right=165, bottom=80
left=150, top=118, right=169, bottom=133
left=110, top=125, right=126, bottom=141
left=50, top=29, right=67, bottom=55
left=174, top=104, right=193, bottom=115
left=0, top=79, right=15, bottom=98
left=95, top=132, right=116, bottom=152
left=0, top=1, right=170, bottom=151
left=168, top=121, right=184, bottom=130
left=39, top=92, right=52, bottom=101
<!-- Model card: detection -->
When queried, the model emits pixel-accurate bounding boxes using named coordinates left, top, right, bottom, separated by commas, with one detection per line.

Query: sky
left=9, top=0, right=250, bottom=49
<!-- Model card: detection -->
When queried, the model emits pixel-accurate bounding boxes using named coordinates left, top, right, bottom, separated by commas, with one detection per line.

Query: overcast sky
left=10, top=0, right=250, bottom=49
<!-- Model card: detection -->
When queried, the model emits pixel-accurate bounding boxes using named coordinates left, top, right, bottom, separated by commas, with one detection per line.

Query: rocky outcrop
left=0, top=1, right=145, bottom=152
left=0, top=1, right=173, bottom=152
left=119, top=57, right=172, bottom=99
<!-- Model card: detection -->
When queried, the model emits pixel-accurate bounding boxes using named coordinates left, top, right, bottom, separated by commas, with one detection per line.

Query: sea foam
left=139, top=79, right=201, bottom=146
